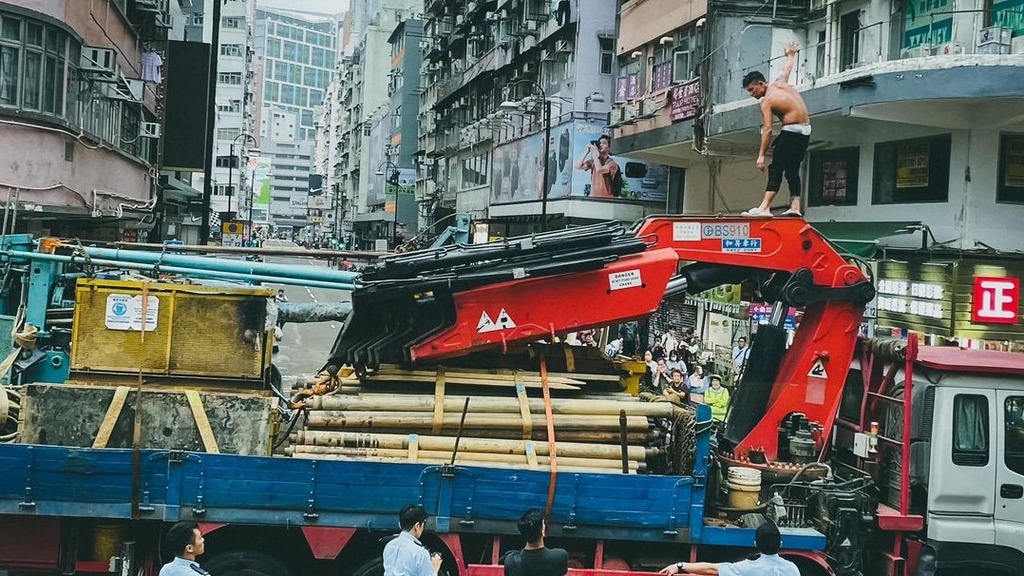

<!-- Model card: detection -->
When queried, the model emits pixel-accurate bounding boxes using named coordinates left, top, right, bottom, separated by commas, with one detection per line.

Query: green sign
left=991, top=0, right=1024, bottom=35
left=903, top=0, right=954, bottom=48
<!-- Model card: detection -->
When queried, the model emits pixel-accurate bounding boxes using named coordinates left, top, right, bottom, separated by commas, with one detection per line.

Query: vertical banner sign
left=615, top=76, right=629, bottom=102
left=248, top=156, right=273, bottom=223
left=896, top=141, right=930, bottom=188
left=652, top=62, right=673, bottom=92
left=627, top=73, right=640, bottom=100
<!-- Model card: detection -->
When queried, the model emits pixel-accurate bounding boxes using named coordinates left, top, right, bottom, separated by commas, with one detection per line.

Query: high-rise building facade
left=253, top=8, right=338, bottom=143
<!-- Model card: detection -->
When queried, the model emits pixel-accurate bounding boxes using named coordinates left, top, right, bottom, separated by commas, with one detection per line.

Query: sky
left=259, top=0, right=349, bottom=15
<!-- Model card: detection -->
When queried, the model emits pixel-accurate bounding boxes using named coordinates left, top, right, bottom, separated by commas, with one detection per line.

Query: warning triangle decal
left=495, top=308, right=517, bottom=329
left=477, top=311, right=496, bottom=332
left=808, top=359, right=828, bottom=379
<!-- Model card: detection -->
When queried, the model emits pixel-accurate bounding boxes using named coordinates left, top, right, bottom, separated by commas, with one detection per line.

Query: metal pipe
left=73, top=246, right=361, bottom=285
left=5, top=251, right=356, bottom=292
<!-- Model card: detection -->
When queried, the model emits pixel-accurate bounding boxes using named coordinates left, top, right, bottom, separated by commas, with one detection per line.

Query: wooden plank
left=92, top=386, right=130, bottom=449
left=185, top=390, right=221, bottom=454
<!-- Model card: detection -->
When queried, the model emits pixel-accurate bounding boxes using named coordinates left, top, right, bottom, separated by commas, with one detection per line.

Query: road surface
left=263, top=240, right=352, bottom=385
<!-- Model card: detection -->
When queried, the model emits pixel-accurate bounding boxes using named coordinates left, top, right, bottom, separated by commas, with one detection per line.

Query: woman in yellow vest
left=704, top=374, right=730, bottom=422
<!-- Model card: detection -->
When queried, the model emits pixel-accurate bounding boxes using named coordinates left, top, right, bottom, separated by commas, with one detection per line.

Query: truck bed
left=0, top=443, right=824, bottom=550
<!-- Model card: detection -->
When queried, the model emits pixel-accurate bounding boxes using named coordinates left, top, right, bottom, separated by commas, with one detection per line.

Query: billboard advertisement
left=247, top=156, right=272, bottom=224
left=490, top=120, right=669, bottom=205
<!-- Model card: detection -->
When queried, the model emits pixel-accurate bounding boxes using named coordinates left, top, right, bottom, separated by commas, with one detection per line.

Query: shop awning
left=160, top=174, right=202, bottom=205
left=809, top=220, right=922, bottom=258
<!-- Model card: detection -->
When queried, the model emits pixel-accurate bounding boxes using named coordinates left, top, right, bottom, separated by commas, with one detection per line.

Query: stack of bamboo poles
left=285, top=365, right=695, bottom=474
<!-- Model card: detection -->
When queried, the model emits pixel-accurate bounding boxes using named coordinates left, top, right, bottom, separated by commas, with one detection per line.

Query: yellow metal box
left=71, top=279, right=275, bottom=380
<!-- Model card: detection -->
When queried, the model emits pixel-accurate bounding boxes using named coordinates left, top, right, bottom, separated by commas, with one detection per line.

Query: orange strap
left=541, top=353, right=558, bottom=517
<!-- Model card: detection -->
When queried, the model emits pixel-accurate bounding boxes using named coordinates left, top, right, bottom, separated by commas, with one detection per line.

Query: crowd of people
left=631, top=329, right=732, bottom=422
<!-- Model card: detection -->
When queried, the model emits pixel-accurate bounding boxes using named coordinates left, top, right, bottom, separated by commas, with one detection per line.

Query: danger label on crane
left=808, top=359, right=828, bottom=379
left=477, top=308, right=517, bottom=333
left=608, top=269, right=643, bottom=291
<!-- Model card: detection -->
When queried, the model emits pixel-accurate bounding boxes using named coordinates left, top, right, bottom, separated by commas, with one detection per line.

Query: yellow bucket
left=93, top=523, right=127, bottom=562
left=726, top=481, right=761, bottom=509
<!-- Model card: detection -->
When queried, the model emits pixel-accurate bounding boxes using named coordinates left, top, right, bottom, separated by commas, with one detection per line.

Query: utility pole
left=199, top=0, right=222, bottom=244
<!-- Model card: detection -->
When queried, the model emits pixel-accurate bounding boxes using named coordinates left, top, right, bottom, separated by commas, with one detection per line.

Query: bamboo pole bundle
left=287, top=451, right=645, bottom=474
left=301, top=427, right=661, bottom=444
left=284, top=445, right=642, bottom=471
left=307, top=394, right=676, bottom=417
left=290, top=430, right=657, bottom=461
left=304, top=411, right=651, bottom=431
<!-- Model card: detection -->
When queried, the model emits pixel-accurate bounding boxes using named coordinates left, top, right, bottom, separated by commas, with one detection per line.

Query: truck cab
left=911, top=348, right=1024, bottom=575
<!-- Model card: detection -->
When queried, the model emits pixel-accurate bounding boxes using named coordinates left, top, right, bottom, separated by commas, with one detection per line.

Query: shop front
left=875, top=258, right=1024, bottom=350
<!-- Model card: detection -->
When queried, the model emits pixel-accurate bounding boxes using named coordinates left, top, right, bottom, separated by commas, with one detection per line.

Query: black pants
left=767, top=130, right=810, bottom=195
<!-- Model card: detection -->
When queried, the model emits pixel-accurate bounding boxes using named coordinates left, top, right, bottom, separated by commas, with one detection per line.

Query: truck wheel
left=204, top=550, right=297, bottom=576
left=349, top=557, right=384, bottom=576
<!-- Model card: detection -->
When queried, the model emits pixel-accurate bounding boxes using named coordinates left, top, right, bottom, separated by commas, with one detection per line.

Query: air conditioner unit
left=102, top=75, right=144, bottom=102
left=622, top=103, right=638, bottom=122
left=555, top=40, right=571, bottom=53
left=80, top=47, right=119, bottom=78
left=1012, top=36, right=1024, bottom=54
left=467, top=1, right=478, bottom=12
left=608, top=106, right=625, bottom=124
left=419, top=40, right=430, bottom=50
left=525, top=21, right=538, bottom=32
left=456, top=15, right=465, bottom=25
left=485, top=11, right=498, bottom=20
left=935, top=42, right=964, bottom=55
left=639, top=98, right=659, bottom=117
left=900, top=45, right=931, bottom=58
left=541, top=49, right=553, bottom=61
left=422, top=157, right=434, bottom=166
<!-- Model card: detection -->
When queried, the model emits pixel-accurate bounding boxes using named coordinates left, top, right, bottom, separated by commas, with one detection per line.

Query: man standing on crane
left=741, top=43, right=811, bottom=218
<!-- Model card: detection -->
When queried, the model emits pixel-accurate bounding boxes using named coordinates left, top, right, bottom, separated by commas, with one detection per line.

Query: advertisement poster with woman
left=490, top=120, right=669, bottom=204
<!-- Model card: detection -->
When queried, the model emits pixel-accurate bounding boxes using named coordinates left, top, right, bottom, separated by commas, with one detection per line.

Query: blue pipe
left=77, top=246, right=362, bottom=286
left=6, top=251, right=357, bottom=292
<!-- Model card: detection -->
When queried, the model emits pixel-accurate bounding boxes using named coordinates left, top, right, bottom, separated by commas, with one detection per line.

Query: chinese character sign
left=615, top=76, right=629, bottom=103
left=972, top=276, right=1020, bottom=324
left=627, top=74, right=640, bottom=100
left=670, top=79, right=700, bottom=122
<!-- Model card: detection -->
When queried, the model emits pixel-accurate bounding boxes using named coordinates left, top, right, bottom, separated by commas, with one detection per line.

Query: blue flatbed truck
left=0, top=404, right=828, bottom=576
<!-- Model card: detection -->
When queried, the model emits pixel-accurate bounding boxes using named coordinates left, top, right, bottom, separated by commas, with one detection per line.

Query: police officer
left=159, top=521, right=211, bottom=576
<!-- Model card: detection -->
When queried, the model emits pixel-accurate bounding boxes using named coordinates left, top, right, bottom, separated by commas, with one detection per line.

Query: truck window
left=1006, top=396, right=1024, bottom=475
left=952, top=394, right=989, bottom=466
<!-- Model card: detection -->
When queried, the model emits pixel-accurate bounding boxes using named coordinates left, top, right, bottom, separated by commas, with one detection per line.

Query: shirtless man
left=741, top=43, right=811, bottom=218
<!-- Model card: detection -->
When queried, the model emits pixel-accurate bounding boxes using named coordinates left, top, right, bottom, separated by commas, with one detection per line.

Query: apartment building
left=0, top=0, right=174, bottom=240
left=611, top=0, right=1024, bottom=347
left=335, top=0, right=423, bottom=249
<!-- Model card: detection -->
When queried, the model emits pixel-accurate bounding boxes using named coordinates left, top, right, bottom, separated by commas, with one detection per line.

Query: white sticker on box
left=105, top=294, right=159, bottom=331
left=609, top=269, right=643, bottom=291
left=673, top=222, right=701, bottom=241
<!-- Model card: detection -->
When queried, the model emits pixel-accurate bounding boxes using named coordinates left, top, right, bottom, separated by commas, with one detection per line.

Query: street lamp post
left=228, top=132, right=259, bottom=220
left=375, top=160, right=399, bottom=249
left=500, top=80, right=551, bottom=232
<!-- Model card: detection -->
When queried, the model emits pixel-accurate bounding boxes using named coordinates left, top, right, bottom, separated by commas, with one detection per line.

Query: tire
left=349, top=556, right=384, bottom=576
left=204, top=550, right=298, bottom=576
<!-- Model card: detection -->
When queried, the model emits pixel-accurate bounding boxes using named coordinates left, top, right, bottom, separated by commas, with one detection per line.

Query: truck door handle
left=1000, top=484, right=1024, bottom=499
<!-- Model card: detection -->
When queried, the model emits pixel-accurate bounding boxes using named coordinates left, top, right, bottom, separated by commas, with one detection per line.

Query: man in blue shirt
left=658, top=522, right=799, bottom=575
left=383, top=505, right=444, bottom=576
left=159, top=521, right=211, bottom=576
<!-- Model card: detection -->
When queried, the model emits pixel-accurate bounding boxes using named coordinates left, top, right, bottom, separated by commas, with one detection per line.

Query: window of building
left=1006, top=397, right=1024, bottom=476
left=462, top=152, right=489, bottom=188
left=814, top=30, right=827, bottom=79
left=214, top=184, right=236, bottom=196
left=0, top=14, right=71, bottom=115
left=220, top=44, right=244, bottom=57
left=222, top=17, right=243, bottom=29
left=218, top=72, right=242, bottom=85
left=839, top=11, right=860, bottom=71
left=188, top=13, right=204, bottom=26
left=217, top=127, right=241, bottom=141
left=872, top=134, right=951, bottom=204
left=599, top=37, right=614, bottom=74
left=808, top=147, right=859, bottom=207
left=997, top=133, right=1024, bottom=204
left=952, top=394, right=989, bottom=467
left=217, top=99, right=241, bottom=113
left=266, top=37, right=281, bottom=59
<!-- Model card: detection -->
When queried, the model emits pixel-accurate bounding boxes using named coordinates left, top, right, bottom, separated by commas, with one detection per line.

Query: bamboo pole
left=298, top=427, right=662, bottom=444
left=284, top=445, right=642, bottom=470
left=306, top=394, right=676, bottom=417
left=289, top=430, right=656, bottom=460
left=304, top=411, right=651, bottom=431
left=287, top=451, right=642, bottom=474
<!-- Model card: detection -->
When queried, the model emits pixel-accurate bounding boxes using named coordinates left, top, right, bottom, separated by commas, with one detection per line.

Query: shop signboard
left=877, top=260, right=1024, bottom=339
left=748, top=303, right=797, bottom=330
left=670, top=79, right=700, bottom=123
left=991, top=0, right=1024, bottom=35
left=903, top=0, right=954, bottom=49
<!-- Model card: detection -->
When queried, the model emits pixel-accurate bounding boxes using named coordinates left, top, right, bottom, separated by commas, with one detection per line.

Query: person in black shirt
left=501, top=509, right=568, bottom=576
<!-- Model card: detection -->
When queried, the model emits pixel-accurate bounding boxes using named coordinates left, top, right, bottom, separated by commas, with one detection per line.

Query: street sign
left=221, top=221, right=246, bottom=247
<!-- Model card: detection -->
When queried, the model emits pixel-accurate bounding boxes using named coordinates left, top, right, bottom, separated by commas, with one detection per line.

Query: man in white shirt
left=658, top=522, right=799, bottom=575
left=732, top=337, right=750, bottom=381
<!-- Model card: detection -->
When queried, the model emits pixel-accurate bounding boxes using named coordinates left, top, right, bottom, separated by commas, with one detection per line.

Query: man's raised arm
left=776, top=43, right=798, bottom=84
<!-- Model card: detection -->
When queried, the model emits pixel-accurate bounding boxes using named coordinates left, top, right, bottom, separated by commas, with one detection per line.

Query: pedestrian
left=658, top=522, right=798, bottom=575
left=704, top=374, right=730, bottom=422
left=159, top=521, right=210, bottom=576
left=501, top=509, right=568, bottom=576
left=741, top=43, right=811, bottom=218
left=687, top=365, right=709, bottom=394
left=731, top=337, right=750, bottom=383
left=383, top=504, right=443, bottom=576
